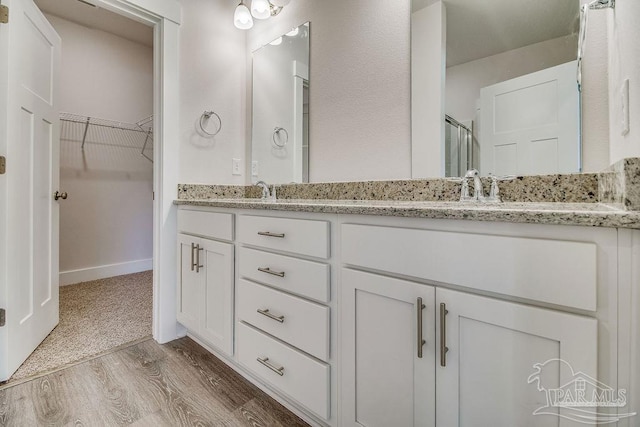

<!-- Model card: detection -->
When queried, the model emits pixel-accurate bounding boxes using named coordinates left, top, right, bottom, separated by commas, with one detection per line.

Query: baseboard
left=59, top=259, right=153, bottom=286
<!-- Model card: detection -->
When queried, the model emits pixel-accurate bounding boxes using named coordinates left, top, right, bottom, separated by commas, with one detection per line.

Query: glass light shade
left=269, top=36, right=283, bottom=46
left=251, top=0, right=271, bottom=20
left=270, top=0, right=291, bottom=7
left=234, top=3, right=253, bottom=29
left=285, top=27, right=299, bottom=37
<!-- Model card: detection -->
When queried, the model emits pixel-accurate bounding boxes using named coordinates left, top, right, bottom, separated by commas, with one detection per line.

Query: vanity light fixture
left=234, top=1, right=253, bottom=30
left=235, top=0, right=292, bottom=30
left=251, top=0, right=271, bottom=20
left=269, top=36, right=283, bottom=46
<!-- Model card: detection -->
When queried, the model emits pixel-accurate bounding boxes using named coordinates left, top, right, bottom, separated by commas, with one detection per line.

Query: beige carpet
left=10, top=270, right=153, bottom=381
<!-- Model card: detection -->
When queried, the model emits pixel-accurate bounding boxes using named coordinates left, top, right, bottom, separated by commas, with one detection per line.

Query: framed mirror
left=251, top=22, right=310, bottom=184
left=412, top=0, right=582, bottom=177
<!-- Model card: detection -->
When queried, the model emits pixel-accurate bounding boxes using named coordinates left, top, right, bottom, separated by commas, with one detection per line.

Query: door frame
left=92, top=0, right=182, bottom=343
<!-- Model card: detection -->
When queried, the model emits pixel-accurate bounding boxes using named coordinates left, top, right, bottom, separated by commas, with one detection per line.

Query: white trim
left=60, top=259, right=153, bottom=286
left=95, top=0, right=182, bottom=344
left=94, top=0, right=181, bottom=25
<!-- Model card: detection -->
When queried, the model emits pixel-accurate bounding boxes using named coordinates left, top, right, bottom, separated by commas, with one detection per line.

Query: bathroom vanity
left=174, top=195, right=640, bottom=427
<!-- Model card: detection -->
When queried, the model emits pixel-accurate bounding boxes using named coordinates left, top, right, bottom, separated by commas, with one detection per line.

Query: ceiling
left=34, top=0, right=153, bottom=47
left=414, top=0, right=580, bottom=67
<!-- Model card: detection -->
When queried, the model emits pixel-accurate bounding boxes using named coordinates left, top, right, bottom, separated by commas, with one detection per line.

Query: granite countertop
left=174, top=198, right=640, bottom=229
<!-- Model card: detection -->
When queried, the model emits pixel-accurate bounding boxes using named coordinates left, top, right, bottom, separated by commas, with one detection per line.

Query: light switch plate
left=232, top=158, right=242, bottom=175
left=252, top=161, right=259, bottom=176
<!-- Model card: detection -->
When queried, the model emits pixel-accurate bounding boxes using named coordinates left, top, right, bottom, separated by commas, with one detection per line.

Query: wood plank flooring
left=0, top=337, right=310, bottom=427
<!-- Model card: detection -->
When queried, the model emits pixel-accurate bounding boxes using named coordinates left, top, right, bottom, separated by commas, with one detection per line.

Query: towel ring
left=199, top=111, right=222, bottom=137
left=272, top=127, right=288, bottom=148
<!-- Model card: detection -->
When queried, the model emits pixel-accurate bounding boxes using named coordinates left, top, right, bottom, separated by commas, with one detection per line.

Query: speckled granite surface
left=174, top=198, right=640, bottom=229
left=178, top=184, right=246, bottom=200
left=599, top=158, right=640, bottom=210
left=176, top=158, right=640, bottom=228
left=179, top=173, right=600, bottom=203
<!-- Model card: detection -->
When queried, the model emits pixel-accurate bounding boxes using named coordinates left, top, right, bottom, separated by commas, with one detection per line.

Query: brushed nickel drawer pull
left=257, top=231, right=285, bottom=238
left=195, top=244, right=204, bottom=273
left=417, top=297, right=426, bottom=358
left=440, top=302, right=449, bottom=367
left=258, top=267, right=285, bottom=278
left=190, top=242, right=196, bottom=271
left=257, top=357, right=285, bottom=376
left=257, top=308, right=285, bottom=323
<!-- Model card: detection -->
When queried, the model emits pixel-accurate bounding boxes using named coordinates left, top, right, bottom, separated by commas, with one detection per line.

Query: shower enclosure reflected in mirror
left=412, top=0, right=581, bottom=177
left=251, top=22, right=310, bottom=184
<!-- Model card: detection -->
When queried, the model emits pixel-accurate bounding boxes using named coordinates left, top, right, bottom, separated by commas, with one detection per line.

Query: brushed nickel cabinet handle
left=257, top=308, right=285, bottom=323
left=440, top=302, right=449, bottom=367
left=257, top=357, right=285, bottom=376
left=257, top=231, right=285, bottom=238
left=190, top=242, right=196, bottom=271
left=258, top=267, right=285, bottom=278
left=195, top=244, right=204, bottom=273
left=417, top=297, right=426, bottom=358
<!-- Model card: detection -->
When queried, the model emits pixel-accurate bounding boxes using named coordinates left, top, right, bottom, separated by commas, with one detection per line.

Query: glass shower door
left=445, top=115, right=476, bottom=177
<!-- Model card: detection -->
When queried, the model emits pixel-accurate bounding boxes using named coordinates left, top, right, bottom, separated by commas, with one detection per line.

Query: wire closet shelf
left=60, top=112, right=154, bottom=163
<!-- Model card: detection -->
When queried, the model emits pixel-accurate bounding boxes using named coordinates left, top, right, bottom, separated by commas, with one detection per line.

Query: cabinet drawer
left=237, top=322, right=330, bottom=420
left=237, top=279, right=330, bottom=361
left=239, top=247, right=330, bottom=303
left=238, top=215, right=330, bottom=259
left=178, top=209, right=234, bottom=241
left=342, top=223, right=597, bottom=311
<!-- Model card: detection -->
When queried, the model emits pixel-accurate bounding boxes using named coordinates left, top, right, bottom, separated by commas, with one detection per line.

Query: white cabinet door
left=177, top=234, right=234, bottom=356
left=341, top=268, right=435, bottom=427
left=177, top=234, right=202, bottom=332
left=436, top=288, right=597, bottom=427
left=200, top=237, right=234, bottom=356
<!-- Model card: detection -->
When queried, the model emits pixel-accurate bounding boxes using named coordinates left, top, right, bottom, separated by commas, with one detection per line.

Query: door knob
left=54, top=191, right=68, bottom=201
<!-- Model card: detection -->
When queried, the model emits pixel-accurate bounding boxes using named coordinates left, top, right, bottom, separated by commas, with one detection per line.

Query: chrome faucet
left=255, top=180, right=277, bottom=201
left=459, top=169, right=515, bottom=203
left=464, top=169, right=485, bottom=202
left=255, top=180, right=271, bottom=200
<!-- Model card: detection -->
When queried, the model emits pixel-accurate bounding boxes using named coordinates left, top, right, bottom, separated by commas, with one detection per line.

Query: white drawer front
left=237, top=279, right=330, bottom=361
left=236, top=322, right=330, bottom=420
left=239, top=247, right=330, bottom=303
left=238, top=215, right=330, bottom=259
left=342, top=223, right=597, bottom=311
left=178, top=209, right=234, bottom=241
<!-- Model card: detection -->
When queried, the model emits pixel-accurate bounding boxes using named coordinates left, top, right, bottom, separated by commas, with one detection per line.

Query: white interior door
left=0, top=0, right=61, bottom=381
left=480, top=60, right=580, bottom=176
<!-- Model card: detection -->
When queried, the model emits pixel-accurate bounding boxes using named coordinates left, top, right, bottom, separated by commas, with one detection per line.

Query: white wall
left=177, top=0, right=247, bottom=185
left=175, top=0, right=624, bottom=185
left=411, top=2, right=446, bottom=178
left=608, top=0, right=640, bottom=162
left=246, top=1, right=412, bottom=182
left=46, top=14, right=154, bottom=284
